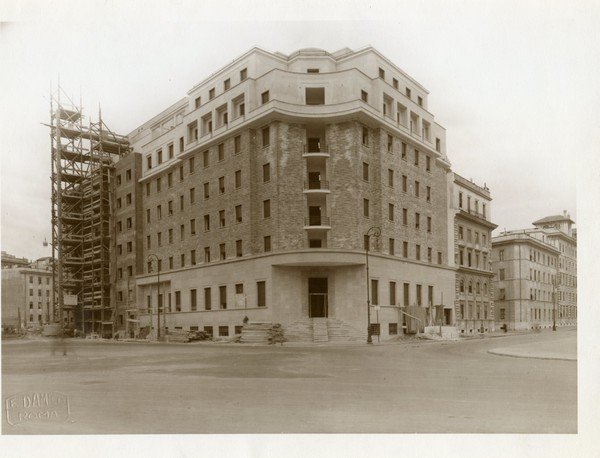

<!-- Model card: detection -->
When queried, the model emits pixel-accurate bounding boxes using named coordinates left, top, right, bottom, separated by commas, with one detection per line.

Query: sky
left=1, top=0, right=598, bottom=261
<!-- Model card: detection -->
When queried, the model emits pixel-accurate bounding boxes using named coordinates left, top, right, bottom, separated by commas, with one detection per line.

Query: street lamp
left=147, top=254, right=161, bottom=340
left=365, top=226, right=381, bottom=344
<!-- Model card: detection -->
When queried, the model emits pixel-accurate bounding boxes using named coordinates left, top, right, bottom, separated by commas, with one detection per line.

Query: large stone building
left=113, top=46, right=466, bottom=342
left=491, top=211, right=576, bottom=330
left=1, top=257, right=54, bottom=331
left=452, top=174, right=497, bottom=334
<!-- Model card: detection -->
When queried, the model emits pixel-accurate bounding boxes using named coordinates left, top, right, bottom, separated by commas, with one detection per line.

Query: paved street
left=2, top=328, right=576, bottom=434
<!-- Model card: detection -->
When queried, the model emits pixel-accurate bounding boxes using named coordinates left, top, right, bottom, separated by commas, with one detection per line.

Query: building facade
left=1, top=258, right=54, bottom=331
left=452, top=174, right=497, bottom=334
left=119, top=46, right=460, bottom=341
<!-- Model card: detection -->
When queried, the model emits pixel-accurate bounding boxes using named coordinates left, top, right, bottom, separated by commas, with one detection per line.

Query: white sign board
left=64, top=294, right=78, bottom=306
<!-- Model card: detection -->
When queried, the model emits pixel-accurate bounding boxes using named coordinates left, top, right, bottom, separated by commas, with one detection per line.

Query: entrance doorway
left=308, top=278, right=328, bottom=318
left=444, top=308, right=452, bottom=325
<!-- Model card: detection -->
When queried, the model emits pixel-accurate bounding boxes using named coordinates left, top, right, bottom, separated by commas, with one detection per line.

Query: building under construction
left=50, top=87, right=130, bottom=337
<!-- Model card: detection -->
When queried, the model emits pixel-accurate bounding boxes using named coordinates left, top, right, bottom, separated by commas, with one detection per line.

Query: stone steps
left=240, top=322, right=272, bottom=343
left=312, top=318, right=329, bottom=342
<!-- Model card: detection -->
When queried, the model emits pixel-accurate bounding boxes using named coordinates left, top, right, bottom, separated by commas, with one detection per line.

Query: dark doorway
left=308, top=206, right=321, bottom=225
left=308, top=171, right=321, bottom=189
left=308, top=278, right=328, bottom=318
left=444, top=308, right=452, bottom=325
left=307, top=137, right=321, bottom=153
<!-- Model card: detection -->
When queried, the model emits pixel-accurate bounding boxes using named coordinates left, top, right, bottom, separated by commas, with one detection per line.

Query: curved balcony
left=303, top=180, right=330, bottom=193
left=304, top=216, right=331, bottom=230
left=302, top=144, right=329, bottom=158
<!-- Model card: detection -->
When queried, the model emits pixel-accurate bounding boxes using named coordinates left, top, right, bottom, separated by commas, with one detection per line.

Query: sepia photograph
left=1, top=0, right=599, bottom=456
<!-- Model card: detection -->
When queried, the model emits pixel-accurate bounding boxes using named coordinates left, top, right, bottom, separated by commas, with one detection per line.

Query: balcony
left=304, top=216, right=331, bottom=230
left=303, top=180, right=330, bottom=193
left=302, top=144, right=329, bottom=158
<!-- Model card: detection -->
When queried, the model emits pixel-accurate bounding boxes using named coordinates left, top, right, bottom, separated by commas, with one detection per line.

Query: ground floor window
left=219, top=326, right=229, bottom=337
left=389, top=323, right=398, bottom=335
left=235, top=325, right=243, bottom=335
left=204, top=326, right=213, bottom=337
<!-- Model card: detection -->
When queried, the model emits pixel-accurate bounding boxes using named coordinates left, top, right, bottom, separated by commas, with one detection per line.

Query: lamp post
left=147, top=254, right=161, bottom=340
left=365, top=226, right=381, bottom=344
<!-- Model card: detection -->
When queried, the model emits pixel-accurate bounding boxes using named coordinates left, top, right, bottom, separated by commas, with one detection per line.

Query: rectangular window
left=219, top=326, right=229, bottom=337
left=240, top=68, right=247, bottom=81
left=403, top=283, right=410, bottom=305
left=388, top=169, right=394, bottom=187
left=402, top=175, right=407, bottom=193
left=261, top=91, right=269, bottom=104
left=157, top=149, right=163, bottom=164
left=219, top=210, right=225, bottom=227
left=418, top=96, right=423, bottom=107
left=416, top=244, right=421, bottom=260
left=427, top=247, right=432, bottom=262
left=219, top=176, right=225, bottom=194
left=402, top=208, right=408, bottom=225
left=389, top=238, right=395, bottom=255
left=263, top=199, right=271, bottom=218
left=305, top=87, right=325, bottom=105
left=389, top=281, right=396, bottom=305
left=414, top=150, right=419, bottom=166
left=263, top=163, right=271, bottom=182
left=426, top=155, right=431, bottom=172
left=437, top=252, right=442, bottom=265
left=371, top=279, right=379, bottom=305
left=406, top=87, right=412, bottom=99
left=362, top=126, right=369, bottom=146
left=220, top=243, right=226, bottom=260
left=378, top=67, right=385, bottom=79
left=190, top=289, right=197, bottom=311
left=264, top=235, right=271, bottom=252
left=204, top=214, right=210, bottom=231
left=234, top=135, right=241, bottom=154
left=387, top=134, right=393, bottom=152
left=146, top=155, right=152, bottom=169
left=416, top=284, right=422, bottom=306
left=361, top=90, right=368, bottom=102
left=168, top=143, right=174, bottom=159
left=219, top=285, right=227, bottom=309
left=427, top=216, right=432, bottom=233
left=235, top=204, right=242, bottom=222
left=499, top=269, right=505, bottom=280
left=204, top=287, right=211, bottom=310
left=415, top=212, right=420, bottom=229
left=190, top=218, right=196, bottom=235
left=262, top=126, right=270, bottom=147
left=235, top=170, right=241, bottom=188
left=236, top=239, right=243, bottom=257
left=362, top=162, right=369, bottom=181
left=209, top=88, right=215, bottom=100
left=393, top=78, right=398, bottom=89
left=363, top=198, right=369, bottom=217
left=401, top=142, right=407, bottom=160
left=415, top=181, right=420, bottom=197
left=204, top=247, right=211, bottom=263
left=156, top=178, right=161, bottom=193
left=224, top=78, right=230, bottom=91
left=257, top=281, right=266, bottom=307
left=388, top=203, right=394, bottom=221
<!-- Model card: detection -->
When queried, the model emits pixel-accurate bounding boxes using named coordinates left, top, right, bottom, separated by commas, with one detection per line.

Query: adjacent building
left=452, top=174, right=497, bottom=334
left=491, top=211, right=576, bottom=330
left=1, top=256, right=54, bottom=331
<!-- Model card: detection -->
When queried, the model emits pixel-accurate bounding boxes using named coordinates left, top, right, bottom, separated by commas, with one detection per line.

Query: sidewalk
left=488, top=335, right=577, bottom=361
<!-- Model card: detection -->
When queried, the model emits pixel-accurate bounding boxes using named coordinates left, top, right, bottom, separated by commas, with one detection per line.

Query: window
left=414, top=150, right=419, bottom=166
left=401, top=142, right=407, bottom=160
left=499, top=249, right=504, bottom=261
left=157, top=149, right=163, bottom=164
left=426, top=156, right=431, bottom=172
left=218, top=143, right=224, bottom=161
left=224, top=78, right=230, bottom=91
left=169, top=256, right=173, bottom=269
left=402, top=175, right=407, bottom=193
left=194, top=96, right=201, bottom=109
left=427, top=216, right=432, bottom=233
left=418, top=96, right=423, bottom=107
left=363, top=234, right=370, bottom=250
left=415, top=213, right=420, bottom=229
left=499, top=289, right=506, bottom=301
left=219, top=243, right=226, bottom=260
left=387, top=134, right=393, bottom=152
left=209, top=88, right=215, bottom=100
left=168, top=200, right=173, bottom=215
left=156, top=177, right=162, bottom=193
left=305, top=87, right=325, bottom=105
left=190, top=289, right=197, bottom=311
left=257, top=281, right=266, bottom=307
left=403, top=241, right=408, bottom=258
left=416, top=284, right=422, bottom=306
left=219, top=210, right=226, bottom=227
left=393, top=78, right=398, bottom=89
left=202, top=150, right=209, bottom=168
left=389, top=281, right=396, bottom=305
left=217, top=285, right=227, bottom=310
left=261, top=91, right=269, bottom=104
left=427, top=247, right=432, bottom=262
left=189, top=156, right=195, bottom=174
left=235, top=204, right=242, bottom=223
left=263, top=163, right=271, bottom=182
left=236, top=283, right=244, bottom=295
left=204, top=182, right=210, bottom=199
left=262, top=127, right=270, bottom=147
left=362, top=162, right=369, bottom=181
left=240, top=68, right=247, bottom=81
left=388, top=169, right=394, bottom=187
left=204, top=288, right=211, bottom=310
left=371, top=279, right=379, bottom=305
left=264, top=235, right=271, bottom=252
left=146, top=182, right=151, bottom=197
left=388, top=203, right=394, bottom=221
left=389, top=238, right=395, bottom=255
left=363, top=198, right=369, bottom=217
left=263, top=199, right=271, bottom=218
left=187, top=121, right=198, bottom=142
left=180, top=224, right=185, bottom=241
left=378, top=67, right=385, bottom=79
left=437, top=252, right=442, bottom=265
left=235, top=170, right=241, bottom=188
left=146, top=235, right=151, bottom=249
left=416, top=244, right=421, bottom=260
left=204, top=214, right=210, bottom=231
left=236, top=239, right=243, bottom=257
left=415, top=181, right=420, bottom=197
left=402, top=208, right=408, bottom=225
left=361, top=90, right=368, bottom=102
left=117, top=197, right=122, bottom=209
left=426, top=186, right=431, bottom=202
left=204, top=247, right=211, bottom=263
left=234, top=135, right=241, bottom=154
left=146, top=155, right=152, bottom=169
left=362, top=126, right=369, bottom=146
left=403, top=283, right=410, bottom=306
left=190, top=218, right=196, bottom=235
left=157, top=232, right=162, bottom=247
left=219, top=176, right=225, bottom=194
left=116, top=174, right=122, bottom=186
left=190, top=187, right=196, bottom=204
left=499, top=268, right=505, bottom=281
left=168, top=144, right=174, bottom=159
left=406, top=87, right=412, bottom=99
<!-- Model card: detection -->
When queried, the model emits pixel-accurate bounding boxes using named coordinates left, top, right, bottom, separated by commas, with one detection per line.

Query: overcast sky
left=1, top=1, right=598, bottom=261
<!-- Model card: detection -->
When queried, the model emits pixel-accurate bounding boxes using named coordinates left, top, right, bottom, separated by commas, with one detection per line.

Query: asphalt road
left=1, top=328, right=577, bottom=434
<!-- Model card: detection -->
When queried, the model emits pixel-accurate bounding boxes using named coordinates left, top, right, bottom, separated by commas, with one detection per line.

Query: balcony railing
left=303, top=144, right=329, bottom=155
left=304, top=180, right=329, bottom=190
left=304, top=216, right=331, bottom=227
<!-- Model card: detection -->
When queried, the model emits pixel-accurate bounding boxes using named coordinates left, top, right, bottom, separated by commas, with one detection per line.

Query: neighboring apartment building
left=1, top=258, right=54, bottom=331
left=124, top=46, right=459, bottom=341
left=531, top=212, right=577, bottom=325
left=452, top=174, right=497, bottom=334
left=1, top=251, right=30, bottom=269
left=491, top=211, right=576, bottom=330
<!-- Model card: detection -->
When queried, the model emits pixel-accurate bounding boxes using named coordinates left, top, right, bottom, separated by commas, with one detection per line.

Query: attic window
left=305, top=87, right=325, bottom=105
left=307, top=68, right=320, bottom=73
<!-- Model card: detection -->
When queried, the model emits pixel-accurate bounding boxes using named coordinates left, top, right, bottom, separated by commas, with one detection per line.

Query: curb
left=487, top=348, right=576, bottom=362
